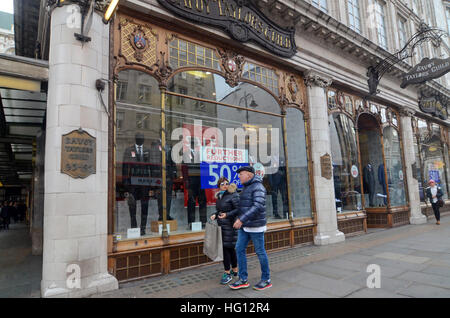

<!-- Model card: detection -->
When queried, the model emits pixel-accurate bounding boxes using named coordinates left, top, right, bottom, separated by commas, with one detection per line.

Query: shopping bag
left=203, top=220, right=223, bottom=262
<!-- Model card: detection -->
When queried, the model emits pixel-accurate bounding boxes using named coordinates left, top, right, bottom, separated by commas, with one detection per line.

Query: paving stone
left=397, top=271, right=450, bottom=289
left=373, top=252, right=430, bottom=264
left=346, top=288, right=410, bottom=298
left=277, top=270, right=361, bottom=297
left=300, top=262, right=359, bottom=280
left=422, top=265, right=450, bottom=277
left=396, top=283, right=450, bottom=298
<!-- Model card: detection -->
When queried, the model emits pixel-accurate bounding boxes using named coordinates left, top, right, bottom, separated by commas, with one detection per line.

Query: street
left=93, top=214, right=450, bottom=298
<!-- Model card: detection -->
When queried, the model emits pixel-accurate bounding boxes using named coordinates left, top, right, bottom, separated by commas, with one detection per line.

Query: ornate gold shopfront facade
left=327, top=87, right=410, bottom=230
left=107, top=8, right=316, bottom=282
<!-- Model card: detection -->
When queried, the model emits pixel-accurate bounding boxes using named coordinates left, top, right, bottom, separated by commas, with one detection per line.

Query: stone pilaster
left=399, top=108, right=427, bottom=225
left=304, top=70, right=345, bottom=245
left=41, top=4, right=118, bottom=297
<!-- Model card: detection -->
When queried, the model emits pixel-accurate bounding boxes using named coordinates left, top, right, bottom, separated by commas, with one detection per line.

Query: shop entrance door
left=357, top=113, right=390, bottom=227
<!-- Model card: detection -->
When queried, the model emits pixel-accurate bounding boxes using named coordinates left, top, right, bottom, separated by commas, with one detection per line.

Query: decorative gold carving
left=154, top=51, right=173, bottom=88
left=119, top=18, right=157, bottom=69
left=217, top=48, right=245, bottom=87
left=280, top=73, right=305, bottom=113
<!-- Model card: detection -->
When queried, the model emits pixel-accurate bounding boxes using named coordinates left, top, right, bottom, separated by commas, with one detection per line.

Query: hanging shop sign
left=61, top=128, right=96, bottom=179
left=157, top=0, right=297, bottom=57
left=401, top=57, right=450, bottom=89
left=418, top=91, right=448, bottom=120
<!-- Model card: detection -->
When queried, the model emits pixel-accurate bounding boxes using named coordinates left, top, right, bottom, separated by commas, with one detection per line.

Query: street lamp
left=238, top=92, right=258, bottom=124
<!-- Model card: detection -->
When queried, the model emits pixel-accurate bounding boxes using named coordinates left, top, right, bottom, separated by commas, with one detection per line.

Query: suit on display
left=267, top=160, right=288, bottom=219
left=363, top=164, right=376, bottom=207
left=122, top=133, right=152, bottom=235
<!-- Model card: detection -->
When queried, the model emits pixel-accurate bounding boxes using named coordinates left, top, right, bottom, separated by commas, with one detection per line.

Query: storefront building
left=39, top=0, right=450, bottom=297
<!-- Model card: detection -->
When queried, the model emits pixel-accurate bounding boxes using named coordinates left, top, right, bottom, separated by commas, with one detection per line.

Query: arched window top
left=167, top=70, right=281, bottom=115
left=116, top=69, right=159, bottom=106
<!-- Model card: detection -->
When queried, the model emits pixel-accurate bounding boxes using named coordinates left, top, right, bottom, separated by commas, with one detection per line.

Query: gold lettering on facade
left=184, top=0, right=192, bottom=9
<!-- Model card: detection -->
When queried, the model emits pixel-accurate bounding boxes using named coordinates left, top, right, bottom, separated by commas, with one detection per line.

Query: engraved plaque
left=61, top=129, right=96, bottom=179
left=320, top=153, right=332, bottom=180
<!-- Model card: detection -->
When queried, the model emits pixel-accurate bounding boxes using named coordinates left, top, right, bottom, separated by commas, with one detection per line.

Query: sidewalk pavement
left=94, top=215, right=450, bottom=298
left=0, top=223, right=42, bottom=298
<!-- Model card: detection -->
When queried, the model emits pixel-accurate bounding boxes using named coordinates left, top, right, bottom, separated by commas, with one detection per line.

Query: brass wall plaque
left=61, top=129, right=96, bottom=179
left=320, top=153, right=332, bottom=180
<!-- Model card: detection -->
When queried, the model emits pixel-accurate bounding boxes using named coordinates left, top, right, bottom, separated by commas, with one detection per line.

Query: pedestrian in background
left=1, top=201, right=10, bottom=230
left=426, top=179, right=444, bottom=225
left=211, top=177, right=239, bottom=285
left=225, top=166, right=272, bottom=291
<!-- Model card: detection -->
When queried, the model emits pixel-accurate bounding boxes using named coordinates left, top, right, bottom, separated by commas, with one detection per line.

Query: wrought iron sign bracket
left=367, top=22, right=448, bottom=96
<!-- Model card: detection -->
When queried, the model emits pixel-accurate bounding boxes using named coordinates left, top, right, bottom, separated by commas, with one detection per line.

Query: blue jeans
left=235, top=229, right=270, bottom=282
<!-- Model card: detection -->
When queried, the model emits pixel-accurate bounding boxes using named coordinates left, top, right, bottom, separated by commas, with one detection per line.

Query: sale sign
left=201, top=162, right=248, bottom=189
left=201, top=146, right=248, bottom=163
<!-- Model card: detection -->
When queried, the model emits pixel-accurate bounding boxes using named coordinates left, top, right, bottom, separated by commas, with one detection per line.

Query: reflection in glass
left=358, top=114, right=385, bottom=208
left=383, top=126, right=407, bottom=206
left=420, top=130, right=449, bottom=200
left=115, top=70, right=162, bottom=240
left=286, top=108, right=312, bottom=218
left=164, top=70, right=293, bottom=236
left=329, top=113, right=362, bottom=212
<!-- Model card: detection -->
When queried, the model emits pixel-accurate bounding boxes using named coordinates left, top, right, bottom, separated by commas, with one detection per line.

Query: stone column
left=304, top=70, right=345, bottom=245
left=399, top=109, right=427, bottom=224
left=41, top=4, right=118, bottom=297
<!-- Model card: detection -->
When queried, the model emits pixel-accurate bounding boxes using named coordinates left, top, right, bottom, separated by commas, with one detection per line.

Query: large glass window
left=286, top=108, right=312, bottom=218
left=348, top=0, right=361, bottom=34
left=358, top=113, right=385, bottom=208
left=373, top=0, right=388, bottom=50
left=419, top=121, right=449, bottom=200
left=383, top=126, right=407, bottom=206
left=163, top=70, right=311, bottom=236
left=330, top=113, right=362, bottom=212
left=312, top=0, right=328, bottom=13
left=115, top=70, right=162, bottom=240
left=114, top=68, right=312, bottom=239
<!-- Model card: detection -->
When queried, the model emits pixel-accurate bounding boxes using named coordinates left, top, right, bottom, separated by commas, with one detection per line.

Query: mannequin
left=363, top=163, right=376, bottom=207
left=122, top=132, right=151, bottom=235
left=267, top=158, right=288, bottom=218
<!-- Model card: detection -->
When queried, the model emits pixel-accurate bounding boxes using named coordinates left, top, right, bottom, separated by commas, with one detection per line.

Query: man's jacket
left=229, top=175, right=267, bottom=228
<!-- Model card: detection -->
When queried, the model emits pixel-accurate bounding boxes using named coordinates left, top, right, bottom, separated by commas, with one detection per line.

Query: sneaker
left=220, top=273, right=232, bottom=285
left=230, top=269, right=238, bottom=277
left=253, top=280, right=272, bottom=291
left=229, top=279, right=250, bottom=290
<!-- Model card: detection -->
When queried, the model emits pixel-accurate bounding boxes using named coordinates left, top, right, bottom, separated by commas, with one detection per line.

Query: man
left=426, top=179, right=444, bottom=225
left=220, top=166, right=272, bottom=291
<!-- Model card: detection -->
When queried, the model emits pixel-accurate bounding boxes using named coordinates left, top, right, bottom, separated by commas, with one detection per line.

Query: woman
left=426, top=179, right=444, bottom=225
left=210, top=177, right=239, bottom=284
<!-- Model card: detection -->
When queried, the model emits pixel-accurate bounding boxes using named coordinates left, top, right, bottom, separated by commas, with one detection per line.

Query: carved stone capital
left=398, top=107, right=416, bottom=118
left=304, top=70, right=332, bottom=89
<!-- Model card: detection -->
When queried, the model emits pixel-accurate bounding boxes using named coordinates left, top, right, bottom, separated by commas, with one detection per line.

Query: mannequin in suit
left=363, top=163, right=376, bottom=207
left=122, top=133, right=152, bottom=235
left=267, top=158, right=288, bottom=219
